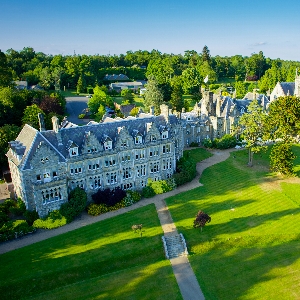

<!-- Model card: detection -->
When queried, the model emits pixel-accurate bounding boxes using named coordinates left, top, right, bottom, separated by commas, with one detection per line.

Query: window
left=162, top=131, right=168, bottom=139
left=197, top=127, right=201, bottom=133
left=106, top=172, right=117, bottom=184
left=104, top=140, right=112, bottom=150
left=36, top=174, right=41, bottom=181
left=123, top=167, right=132, bottom=179
left=42, top=187, right=63, bottom=204
left=150, top=162, right=159, bottom=173
left=162, top=144, right=171, bottom=154
left=123, top=183, right=133, bottom=190
left=87, top=147, right=97, bottom=153
left=69, top=147, right=78, bottom=157
left=53, top=171, right=57, bottom=177
left=43, top=172, right=51, bottom=183
left=135, top=135, right=142, bottom=144
left=150, top=135, right=157, bottom=142
left=121, top=140, right=128, bottom=147
left=206, top=126, right=209, bottom=132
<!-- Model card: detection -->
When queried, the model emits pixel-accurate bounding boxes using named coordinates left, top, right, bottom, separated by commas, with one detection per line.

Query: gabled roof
left=279, top=82, right=295, bottom=96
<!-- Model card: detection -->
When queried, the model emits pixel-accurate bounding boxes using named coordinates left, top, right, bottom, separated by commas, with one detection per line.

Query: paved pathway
left=0, top=148, right=234, bottom=299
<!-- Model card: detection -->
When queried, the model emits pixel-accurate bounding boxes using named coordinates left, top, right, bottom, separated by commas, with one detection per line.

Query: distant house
left=110, top=81, right=145, bottom=93
left=13, top=81, right=28, bottom=90
left=270, top=72, right=300, bottom=102
left=103, top=74, right=129, bottom=81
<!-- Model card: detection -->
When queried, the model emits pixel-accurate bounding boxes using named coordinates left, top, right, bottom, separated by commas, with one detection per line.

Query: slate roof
left=104, top=74, right=129, bottom=81
left=26, top=114, right=179, bottom=167
left=279, top=82, right=295, bottom=95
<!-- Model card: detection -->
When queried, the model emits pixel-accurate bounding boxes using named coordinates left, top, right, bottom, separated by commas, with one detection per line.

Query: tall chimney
left=38, top=113, right=46, bottom=131
left=52, top=116, right=60, bottom=133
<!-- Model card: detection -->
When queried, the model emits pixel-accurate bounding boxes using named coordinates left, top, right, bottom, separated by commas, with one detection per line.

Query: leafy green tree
left=266, top=96, right=300, bottom=142
left=198, top=61, right=217, bottom=83
left=94, top=104, right=106, bottom=122
left=144, top=76, right=164, bottom=114
left=238, top=99, right=267, bottom=166
left=0, top=124, right=21, bottom=167
left=88, top=87, right=113, bottom=114
left=22, top=104, right=45, bottom=129
left=181, top=67, right=201, bottom=94
left=170, top=77, right=184, bottom=111
left=202, top=45, right=211, bottom=63
left=121, top=89, right=134, bottom=104
left=270, top=143, right=295, bottom=176
left=0, top=50, right=12, bottom=87
left=129, top=106, right=140, bottom=117
left=234, top=81, right=248, bottom=99
left=230, top=55, right=246, bottom=81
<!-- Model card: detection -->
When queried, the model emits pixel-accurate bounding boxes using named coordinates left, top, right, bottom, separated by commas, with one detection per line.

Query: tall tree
left=0, top=124, right=21, bottom=168
left=144, top=76, right=164, bottom=114
left=170, top=77, right=184, bottom=112
left=238, top=99, right=267, bottom=166
left=0, top=50, right=12, bottom=87
left=202, top=45, right=211, bottom=63
left=181, top=67, right=202, bottom=94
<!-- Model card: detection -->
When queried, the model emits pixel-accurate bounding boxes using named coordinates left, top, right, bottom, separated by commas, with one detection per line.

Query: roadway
left=65, top=96, right=91, bottom=125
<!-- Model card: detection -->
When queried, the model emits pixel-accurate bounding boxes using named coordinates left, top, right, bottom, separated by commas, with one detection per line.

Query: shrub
left=173, top=154, right=197, bottom=186
left=33, top=210, right=67, bottom=229
left=0, top=199, right=16, bottom=214
left=141, top=185, right=156, bottom=198
left=189, top=142, right=199, bottom=147
left=87, top=203, right=108, bottom=216
left=78, top=113, right=85, bottom=119
left=92, top=187, right=126, bottom=207
left=0, top=220, right=35, bottom=242
left=0, top=212, right=9, bottom=228
left=203, top=138, right=213, bottom=148
left=60, top=187, right=87, bottom=223
left=24, top=210, right=39, bottom=226
left=8, top=198, right=26, bottom=216
left=123, top=190, right=142, bottom=206
left=214, top=134, right=237, bottom=149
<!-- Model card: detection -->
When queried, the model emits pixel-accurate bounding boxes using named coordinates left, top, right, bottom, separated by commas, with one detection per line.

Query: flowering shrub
left=87, top=200, right=126, bottom=216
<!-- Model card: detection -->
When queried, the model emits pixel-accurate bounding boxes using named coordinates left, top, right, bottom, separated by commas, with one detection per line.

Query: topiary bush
left=33, top=210, right=67, bottom=229
left=203, top=138, right=213, bottom=148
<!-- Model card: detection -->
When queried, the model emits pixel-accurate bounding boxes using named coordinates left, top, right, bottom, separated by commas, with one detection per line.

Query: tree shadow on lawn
left=192, top=237, right=300, bottom=300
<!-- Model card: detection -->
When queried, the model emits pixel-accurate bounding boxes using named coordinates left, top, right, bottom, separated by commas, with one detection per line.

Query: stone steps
left=162, top=233, right=188, bottom=259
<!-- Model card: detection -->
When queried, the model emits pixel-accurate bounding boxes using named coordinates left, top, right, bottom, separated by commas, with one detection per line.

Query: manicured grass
left=166, top=146, right=300, bottom=299
left=0, top=204, right=181, bottom=300
left=183, top=147, right=213, bottom=162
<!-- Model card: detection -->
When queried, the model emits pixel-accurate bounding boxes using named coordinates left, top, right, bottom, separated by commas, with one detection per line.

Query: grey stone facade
left=7, top=95, right=247, bottom=217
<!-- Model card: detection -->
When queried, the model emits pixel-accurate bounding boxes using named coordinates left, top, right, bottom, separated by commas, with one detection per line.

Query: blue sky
left=1, top=0, right=299, bottom=60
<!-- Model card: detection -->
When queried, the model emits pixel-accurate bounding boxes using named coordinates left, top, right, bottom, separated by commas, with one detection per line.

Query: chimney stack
left=38, top=113, right=46, bottom=131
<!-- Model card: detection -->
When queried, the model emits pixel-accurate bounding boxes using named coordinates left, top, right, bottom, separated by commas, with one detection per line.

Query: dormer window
left=135, top=135, right=142, bottom=144
left=162, top=131, right=168, bottom=139
left=70, top=147, right=78, bottom=156
left=104, top=140, right=112, bottom=150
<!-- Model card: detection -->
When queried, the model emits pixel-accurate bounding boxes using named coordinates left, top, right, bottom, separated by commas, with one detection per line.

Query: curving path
left=0, top=148, right=234, bottom=300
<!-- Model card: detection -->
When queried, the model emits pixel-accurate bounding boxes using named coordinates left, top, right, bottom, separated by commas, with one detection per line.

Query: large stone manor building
left=7, top=92, right=251, bottom=217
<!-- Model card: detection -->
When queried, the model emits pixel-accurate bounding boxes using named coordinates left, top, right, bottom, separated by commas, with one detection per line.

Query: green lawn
left=0, top=204, right=181, bottom=300
left=166, top=146, right=300, bottom=299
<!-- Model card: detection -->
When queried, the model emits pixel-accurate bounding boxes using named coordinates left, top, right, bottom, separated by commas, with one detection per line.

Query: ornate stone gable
left=82, top=131, right=103, bottom=155
left=31, top=141, right=60, bottom=169
left=115, top=126, right=134, bottom=150
left=145, top=122, right=160, bottom=143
